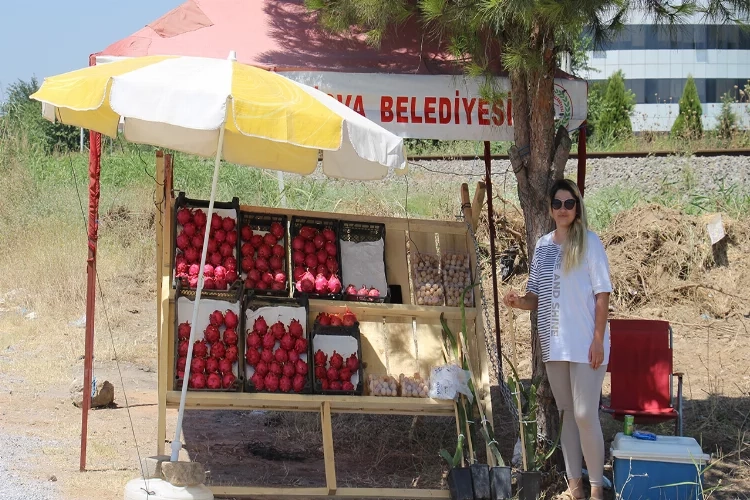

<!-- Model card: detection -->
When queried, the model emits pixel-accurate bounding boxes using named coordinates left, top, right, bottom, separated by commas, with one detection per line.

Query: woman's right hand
left=503, top=290, right=520, bottom=308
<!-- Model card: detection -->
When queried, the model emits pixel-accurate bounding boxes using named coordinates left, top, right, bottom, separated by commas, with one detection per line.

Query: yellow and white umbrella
left=31, top=52, right=406, bottom=180
left=31, top=51, right=407, bottom=464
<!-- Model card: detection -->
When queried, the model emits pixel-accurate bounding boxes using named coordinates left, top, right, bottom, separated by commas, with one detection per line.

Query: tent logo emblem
left=553, top=84, right=573, bottom=129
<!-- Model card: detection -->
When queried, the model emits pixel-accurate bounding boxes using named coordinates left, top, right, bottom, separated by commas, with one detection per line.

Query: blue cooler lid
left=611, top=433, right=710, bottom=465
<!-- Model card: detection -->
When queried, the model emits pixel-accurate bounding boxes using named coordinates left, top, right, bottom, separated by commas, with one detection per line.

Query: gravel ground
left=408, top=154, right=750, bottom=196
left=0, top=433, right=58, bottom=500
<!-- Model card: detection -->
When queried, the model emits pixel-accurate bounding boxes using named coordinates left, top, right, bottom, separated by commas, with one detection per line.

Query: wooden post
left=471, top=181, right=486, bottom=231
left=155, top=150, right=165, bottom=379
left=577, top=121, right=587, bottom=197
left=321, top=402, right=337, bottom=494
left=80, top=130, right=102, bottom=472
left=157, top=153, right=173, bottom=455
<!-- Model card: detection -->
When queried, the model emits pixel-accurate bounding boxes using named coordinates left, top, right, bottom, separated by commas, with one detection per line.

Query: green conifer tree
left=671, top=75, right=703, bottom=139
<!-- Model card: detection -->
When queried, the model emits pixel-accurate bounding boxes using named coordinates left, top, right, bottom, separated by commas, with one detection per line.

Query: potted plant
left=440, top=434, right=475, bottom=500
left=504, top=355, right=563, bottom=500
left=440, top=282, right=512, bottom=500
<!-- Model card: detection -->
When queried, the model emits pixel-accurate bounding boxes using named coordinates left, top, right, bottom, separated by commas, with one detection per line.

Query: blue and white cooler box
left=611, top=433, right=710, bottom=499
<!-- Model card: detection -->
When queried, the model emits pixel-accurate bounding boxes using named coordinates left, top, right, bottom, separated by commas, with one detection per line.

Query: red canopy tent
left=79, top=0, right=588, bottom=469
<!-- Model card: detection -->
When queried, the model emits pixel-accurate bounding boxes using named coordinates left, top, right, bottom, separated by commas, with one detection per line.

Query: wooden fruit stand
left=154, top=153, right=493, bottom=498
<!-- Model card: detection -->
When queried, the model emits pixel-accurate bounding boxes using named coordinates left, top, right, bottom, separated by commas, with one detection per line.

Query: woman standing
left=503, top=179, right=612, bottom=500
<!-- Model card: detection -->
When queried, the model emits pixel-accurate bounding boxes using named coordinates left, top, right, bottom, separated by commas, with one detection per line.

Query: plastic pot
left=518, top=471, right=543, bottom=500
left=489, top=466, right=512, bottom=499
left=447, top=467, right=474, bottom=500
left=470, top=463, right=490, bottom=500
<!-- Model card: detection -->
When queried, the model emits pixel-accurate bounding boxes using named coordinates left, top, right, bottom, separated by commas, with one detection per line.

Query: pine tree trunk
left=507, top=22, right=571, bottom=468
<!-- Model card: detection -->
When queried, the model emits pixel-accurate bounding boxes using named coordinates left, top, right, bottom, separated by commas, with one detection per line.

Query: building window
left=588, top=78, right=750, bottom=104
left=597, top=24, right=750, bottom=51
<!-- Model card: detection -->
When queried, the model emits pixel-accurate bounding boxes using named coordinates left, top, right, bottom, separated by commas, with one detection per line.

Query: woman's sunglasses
left=551, top=198, right=577, bottom=210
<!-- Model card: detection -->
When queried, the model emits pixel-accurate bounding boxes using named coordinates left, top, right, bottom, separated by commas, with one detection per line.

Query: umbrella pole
left=171, top=126, right=226, bottom=462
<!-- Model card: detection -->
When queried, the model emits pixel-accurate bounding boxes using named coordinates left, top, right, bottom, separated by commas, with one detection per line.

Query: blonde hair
left=549, top=179, right=588, bottom=272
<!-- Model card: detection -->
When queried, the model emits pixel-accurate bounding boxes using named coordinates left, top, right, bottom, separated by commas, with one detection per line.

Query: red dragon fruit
left=223, top=328, right=238, bottom=346
left=209, top=309, right=224, bottom=326
left=193, top=340, right=208, bottom=358
left=255, top=361, right=269, bottom=377
left=327, top=275, right=342, bottom=294
left=314, top=349, right=327, bottom=366
left=325, top=241, right=337, bottom=257
left=322, top=227, right=336, bottom=242
left=342, top=309, right=357, bottom=327
left=261, top=347, right=274, bottom=363
left=288, top=350, right=300, bottom=363
left=279, top=375, right=292, bottom=392
left=346, top=353, right=360, bottom=371
left=190, top=357, right=206, bottom=374
left=219, top=358, right=233, bottom=374
left=357, top=285, right=368, bottom=297
left=330, top=381, right=343, bottom=391
left=177, top=356, right=187, bottom=372
left=368, top=288, right=381, bottom=298
left=251, top=372, right=265, bottom=391
left=263, top=233, right=277, bottom=247
left=295, top=359, right=309, bottom=376
left=326, top=257, right=339, bottom=274
left=190, top=373, right=206, bottom=389
left=270, top=221, right=285, bottom=240
left=204, top=325, right=220, bottom=344
left=183, top=222, right=197, bottom=237
left=274, top=348, right=288, bottom=364
left=250, top=234, right=263, bottom=248
left=269, top=361, right=283, bottom=376
left=316, top=313, right=331, bottom=326
left=293, top=374, right=306, bottom=392
left=289, top=319, right=304, bottom=338
left=225, top=345, right=239, bottom=363
left=327, top=366, right=339, bottom=381
left=246, top=348, right=261, bottom=366
left=178, top=341, right=189, bottom=357
left=296, top=271, right=315, bottom=294
left=221, top=216, right=235, bottom=232
left=342, top=381, right=355, bottom=391
left=210, top=342, right=226, bottom=359
left=241, top=225, right=253, bottom=241
left=315, top=365, right=327, bottom=380
left=292, top=236, right=306, bottom=251
left=206, top=372, right=222, bottom=389
left=264, top=373, right=280, bottom=392
left=339, top=368, right=352, bottom=382
left=270, top=321, right=286, bottom=340
left=283, top=363, right=296, bottom=378
left=176, top=232, right=190, bottom=250
left=330, top=315, right=343, bottom=326
left=178, top=322, right=191, bottom=341
left=177, top=208, right=192, bottom=226
left=330, top=351, right=344, bottom=369
left=247, top=332, right=261, bottom=348
left=314, top=274, right=329, bottom=294
left=294, top=338, right=308, bottom=355
left=313, top=233, right=325, bottom=250
left=193, top=210, right=207, bottom=228
left=222, top=372, right=236, bottom=389
left=225, top=231, right=237, bottom=246
left=253, top=316, right=268, bottom=335
left=280, top=334, right=294, bottom=351
left=345, top=284, right=357, bottom=296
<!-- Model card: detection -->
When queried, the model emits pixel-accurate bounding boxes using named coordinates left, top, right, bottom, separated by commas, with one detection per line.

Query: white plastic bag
left=429, top=364, right=473, bottom=402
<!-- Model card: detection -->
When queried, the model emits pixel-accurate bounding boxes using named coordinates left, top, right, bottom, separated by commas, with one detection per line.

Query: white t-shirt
left=526, top=230, right=613, bottom=364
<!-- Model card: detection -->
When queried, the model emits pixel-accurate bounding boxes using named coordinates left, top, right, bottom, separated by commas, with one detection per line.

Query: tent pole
left=483, top=141, right=503, bottom=375
left=277, top=171, right=287, bottom=208
left=577, top=121, right=587, bottom=197
left=80, top=130, right=102, bottom=472
left=171, top=126, right=226, bottom=462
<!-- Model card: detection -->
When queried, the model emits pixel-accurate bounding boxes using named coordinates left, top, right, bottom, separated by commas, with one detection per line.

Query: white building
left=583, top=11, right=750, bottom=132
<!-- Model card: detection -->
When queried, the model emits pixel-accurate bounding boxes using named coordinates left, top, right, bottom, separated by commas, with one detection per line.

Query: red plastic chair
left=601, top=319, right=684, bottom=436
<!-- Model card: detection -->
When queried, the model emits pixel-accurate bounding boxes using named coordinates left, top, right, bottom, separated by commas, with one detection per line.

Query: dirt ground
left=2, top=204, right=750, bottom=499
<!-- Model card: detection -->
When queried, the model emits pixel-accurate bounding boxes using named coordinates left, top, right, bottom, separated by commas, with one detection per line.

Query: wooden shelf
left=166, top=391, right=455, bottom=416
left=210, top=486, right=450, bottom=498
left=308, top=299, right=477, bottom=320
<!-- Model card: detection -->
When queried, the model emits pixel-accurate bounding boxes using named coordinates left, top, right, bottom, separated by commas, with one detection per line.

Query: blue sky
left=0, top=0, right=183, bottom=98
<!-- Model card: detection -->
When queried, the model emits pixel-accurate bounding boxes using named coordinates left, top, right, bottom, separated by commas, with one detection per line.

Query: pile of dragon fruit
left=174, top=208, right=239, bottom=290
left=313, top=349, right=359, bottom=392
left=240, top=221, right=288, bottom=292
left=314, top=309, right=358, bottom=327
left=292, top=225, right=342, bottom=295
left=177, top=309, right=240, bottom=390
left=245, top=316, right=309, bottom=393
left=343, top=284, right=382, bottom=299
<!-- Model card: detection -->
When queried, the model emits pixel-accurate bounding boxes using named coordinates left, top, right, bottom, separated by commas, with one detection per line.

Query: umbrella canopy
left=31, top=53, right=407, bottom=180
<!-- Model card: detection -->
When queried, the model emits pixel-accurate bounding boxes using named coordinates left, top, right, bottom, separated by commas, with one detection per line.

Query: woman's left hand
left=588, top=338, right=604, bottom=370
